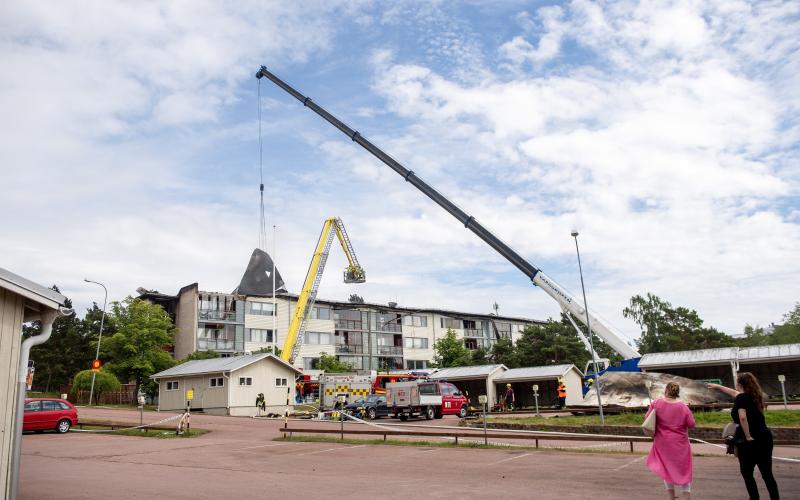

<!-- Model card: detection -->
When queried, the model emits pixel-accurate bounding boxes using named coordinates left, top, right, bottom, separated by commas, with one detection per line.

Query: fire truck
left=319, top=373, right=372, bottom=411
left=386, top=380, right=469, bottom=421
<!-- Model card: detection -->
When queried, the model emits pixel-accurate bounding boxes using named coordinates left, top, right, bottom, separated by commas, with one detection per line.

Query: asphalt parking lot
left=19, top=408, right=800, bottom=499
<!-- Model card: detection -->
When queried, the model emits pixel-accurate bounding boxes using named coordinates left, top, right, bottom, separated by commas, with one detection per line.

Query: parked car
left=23, top=398, right=78, bottom=433
left=344, top=394, right=389, bottom=420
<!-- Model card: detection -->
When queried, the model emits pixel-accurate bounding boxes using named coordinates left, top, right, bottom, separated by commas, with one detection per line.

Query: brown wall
left=174, top=284, right=198, bottom=360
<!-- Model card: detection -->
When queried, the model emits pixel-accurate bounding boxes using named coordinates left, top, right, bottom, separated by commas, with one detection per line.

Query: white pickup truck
left=386, top=380, right=469, bottom=421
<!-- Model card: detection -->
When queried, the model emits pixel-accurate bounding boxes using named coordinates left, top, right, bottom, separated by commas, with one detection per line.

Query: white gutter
left=9, top=306, right=71, bottom=500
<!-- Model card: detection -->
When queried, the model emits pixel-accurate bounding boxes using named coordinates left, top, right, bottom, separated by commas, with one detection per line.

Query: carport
left=429, top=364, right=507, bottom=407
left=738, top=344, right=800, bottom=397
left=494, top=364, right=584, bottom=409
left=638, top=347, right=740, bottom=388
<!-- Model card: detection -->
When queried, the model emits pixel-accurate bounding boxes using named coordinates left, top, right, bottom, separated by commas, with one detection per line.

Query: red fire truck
left=386, top=380, right=469, bottom=420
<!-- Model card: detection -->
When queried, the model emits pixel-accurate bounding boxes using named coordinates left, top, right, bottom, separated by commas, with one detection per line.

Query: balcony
left=463, top=328, right=482, bottom=338
left=197, top=339, right=235, bottom=351
left=377, top=346, right=403, bottom=356
left=199, top=310, right=238, bottom=322
left=335, top=344, right=364, bottom=354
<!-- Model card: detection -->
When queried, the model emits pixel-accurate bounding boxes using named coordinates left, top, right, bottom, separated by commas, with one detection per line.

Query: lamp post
left=85, top=279, right=107, bottom=406
left=571, top=230, right=605, bottom=425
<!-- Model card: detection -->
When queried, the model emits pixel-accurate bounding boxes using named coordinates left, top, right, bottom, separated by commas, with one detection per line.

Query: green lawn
left=490, top=410, right=800, bottom=428
left=74, top=425, right=208, bottom=438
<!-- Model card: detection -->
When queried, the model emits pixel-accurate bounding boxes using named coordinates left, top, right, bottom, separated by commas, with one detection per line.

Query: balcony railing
left=199, top=310, right=237, bottom=322
left=378, top=322, right=402, bottom=332
left=377, top=346, right=403, bottom=356
left=462, top=328, right=482, bottom=338
left=197, top=339, right=235, bottom=351
left=335, top=344, right=364, bottom=354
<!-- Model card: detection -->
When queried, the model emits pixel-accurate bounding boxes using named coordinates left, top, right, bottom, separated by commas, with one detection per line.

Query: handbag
left=722, top=422, right=744, bottom=456
left=642, top=404, right=657, bottom=436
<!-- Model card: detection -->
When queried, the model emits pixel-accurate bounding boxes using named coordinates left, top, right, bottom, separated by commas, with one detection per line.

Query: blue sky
left=1, top=1, right=798, bottom=347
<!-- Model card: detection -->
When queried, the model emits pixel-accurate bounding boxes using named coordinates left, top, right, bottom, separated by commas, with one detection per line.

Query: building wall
left=158, top=374, right=229, bottom=412
left=174, top=285, right=198, bottom=360
left=228, top=359, right=297, bottom=415
left=0, top=289, right=25, bottom=499
left=564, top=369, right=584, bottom=406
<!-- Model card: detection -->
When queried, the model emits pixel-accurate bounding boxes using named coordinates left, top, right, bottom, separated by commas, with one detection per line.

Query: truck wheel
left=458, top=406, right=468, bottom=419
left=424, top=406, right=434, bottom=420
left=435, top=408, right=443, bottom=419
left=367, top=408, right=377, bottom=420
left=399, top=414, right=409, bottom=422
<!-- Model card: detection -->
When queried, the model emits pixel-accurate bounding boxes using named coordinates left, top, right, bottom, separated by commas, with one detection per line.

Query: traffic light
left=91, top=359, right=101, bottom=372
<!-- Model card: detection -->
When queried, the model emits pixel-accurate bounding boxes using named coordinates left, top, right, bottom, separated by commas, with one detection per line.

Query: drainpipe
left=10, top=306, right=71, bottom=500
left=222, top=371, right=231, bottom=415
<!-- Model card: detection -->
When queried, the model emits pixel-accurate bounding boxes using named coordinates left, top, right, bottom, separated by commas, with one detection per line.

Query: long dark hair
left=737, top=372, right=765, bottom=412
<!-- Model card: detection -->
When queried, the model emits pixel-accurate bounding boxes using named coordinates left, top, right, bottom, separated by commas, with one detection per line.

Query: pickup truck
left=385, top=380, right=469, bottom=421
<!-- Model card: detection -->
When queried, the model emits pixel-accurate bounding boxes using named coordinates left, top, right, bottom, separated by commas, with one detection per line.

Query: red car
left=23, top=398, right=78, bottom=433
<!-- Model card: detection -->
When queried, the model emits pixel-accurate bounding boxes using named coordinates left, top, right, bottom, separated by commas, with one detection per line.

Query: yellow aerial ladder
left=281, top=217, right=365, bottom=364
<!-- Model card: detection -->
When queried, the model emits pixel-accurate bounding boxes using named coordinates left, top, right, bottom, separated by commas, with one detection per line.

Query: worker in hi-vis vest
left=557, top=379, right=567, bottom=409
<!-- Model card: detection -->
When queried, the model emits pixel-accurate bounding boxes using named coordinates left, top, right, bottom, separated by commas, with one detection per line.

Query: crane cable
left=257, top=78, right=267, bottom=250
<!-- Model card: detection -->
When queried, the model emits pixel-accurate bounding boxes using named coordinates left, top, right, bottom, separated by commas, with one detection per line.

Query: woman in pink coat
left=646, top=382, right=696, bottom=499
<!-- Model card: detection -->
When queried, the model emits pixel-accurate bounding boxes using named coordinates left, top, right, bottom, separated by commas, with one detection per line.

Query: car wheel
left=399, top=414, right=409, bottom=421
left=425, top=406, right=434, bottom=420
left=458, top=406, right=468, bottom=419
left=367, top=408, right=377, bottom=420
left=56, top=419, right=71, bottom=434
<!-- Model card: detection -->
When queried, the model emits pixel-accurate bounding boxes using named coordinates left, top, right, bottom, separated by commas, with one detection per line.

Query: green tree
left=515, top=319, right=593, bottom=368
left=317, top=352, right=353, bottom=372
left=490, top=337, right=518, bottom=368
left=470, top=347, right=489, bottom=365
left=252, top=346, right=281, bottom=356
left=624, top=293, right=735, bottom=353
left=432, top=329, right=472, bottom=368
left=181, top=350, right=220, bottom=362
left=771, top=302, right=800, bottom=344
left=72, top=369, right=121, bottom=402
left=102, top=297, right=176, bottom=397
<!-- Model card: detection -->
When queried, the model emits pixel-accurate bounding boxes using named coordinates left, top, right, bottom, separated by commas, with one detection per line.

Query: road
left=19, top=408, right=800, bottom=499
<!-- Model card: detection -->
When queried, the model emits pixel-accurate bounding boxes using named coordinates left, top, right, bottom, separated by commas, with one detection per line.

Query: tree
left=252, top=346, right=281, bottom=356
left=770, top=302, right=800, bottom=344
left=181, top=350, right=220, bottom=362
left=515, top=319, right=594, bottom=368
left=432, top=329, right=472, bottom=368
left=72, top=369, right=121, bottom=402
left=317, top=353, right=353, bottom=372
left=624, top=293, right=735, bottom=353
left=102, top=297, right=176, bottom=397
left=490, top=337, right=518, bottom=368
left=470, top=347, right=489, bottom=365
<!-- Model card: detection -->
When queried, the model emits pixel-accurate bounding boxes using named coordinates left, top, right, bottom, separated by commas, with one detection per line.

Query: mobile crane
left=280, top=217, right=365, bottom=364
left=257, top=66, right=641, bottom=364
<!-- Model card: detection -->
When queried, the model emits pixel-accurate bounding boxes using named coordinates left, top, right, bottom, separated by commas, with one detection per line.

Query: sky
left=1, top=0, right=798, bottom=349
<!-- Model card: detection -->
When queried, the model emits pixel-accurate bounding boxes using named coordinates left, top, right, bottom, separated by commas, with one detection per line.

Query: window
left=303, top=357, right=320, bottom=370
left=312, top=306, right=331, bottom=320
left=464, top=338, right=478, bottom=350
left=210, top=377, right=224, bottom=387
left=239, top=377, right=253, bottom=386
left=418, top=383, right=438, bottom=395
left=403, top=337, right=429, bottom=349
left=440, top=317, right=461, bottom=329
left=249, top=302, right=275, bottom=316
left=406, top=359, right=428, bottom=370
left=42, top=400, right=60, bottom=411
left=441, top=384, right=453, bottom=396
left=305, top=332, right=331, bottom=345
left=58, top=402, right=71, bottom=410
left=402, top=315, right=428, bottom=327
left=275, top=378, right=288, bottom=387
left=24, top=401, right=41, bottom=412
left=248, top=329, right=274, bottom=343
left=166, top=381, right=180, bottom=391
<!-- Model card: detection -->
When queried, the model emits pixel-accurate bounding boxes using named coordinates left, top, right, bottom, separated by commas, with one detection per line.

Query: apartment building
left=138, top=285, right=541, bottom=370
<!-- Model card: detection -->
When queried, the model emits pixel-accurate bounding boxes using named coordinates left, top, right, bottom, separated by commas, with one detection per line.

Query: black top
left=732, top=393, right=769, bottom=439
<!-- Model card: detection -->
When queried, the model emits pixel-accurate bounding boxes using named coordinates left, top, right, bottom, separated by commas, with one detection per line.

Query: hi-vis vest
left=558, top=384, right=566, bottom=398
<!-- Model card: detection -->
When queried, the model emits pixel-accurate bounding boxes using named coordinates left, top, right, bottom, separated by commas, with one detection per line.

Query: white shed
left=494, top=364, right=584, bottom=407
left=151, top=353, right=300, bottom=416
left=430, top=364, right=507, bottom=407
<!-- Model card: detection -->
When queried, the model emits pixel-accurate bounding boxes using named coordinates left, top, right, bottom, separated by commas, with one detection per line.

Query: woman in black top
left=709, top=372, right=779, bottom=499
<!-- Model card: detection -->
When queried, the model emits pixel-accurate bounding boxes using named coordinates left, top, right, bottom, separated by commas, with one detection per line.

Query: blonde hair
left=665, top=382, right=680, bottom=399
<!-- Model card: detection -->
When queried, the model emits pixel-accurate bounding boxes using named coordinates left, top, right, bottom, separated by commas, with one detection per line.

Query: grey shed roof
left=0, top=267, right=67, bottom=310
left=739, top=344, right=800, bottom=362
left=638, top=347, right=739, bottom=369
left=151, top=353, right=300, bottom=379
left=495, top=364, right=579, bottom=382
left=430, top=364, right=507, bottom=380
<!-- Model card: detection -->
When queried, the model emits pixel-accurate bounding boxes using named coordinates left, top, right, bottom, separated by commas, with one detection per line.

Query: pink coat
left=645, top=398, right=696, bottom=485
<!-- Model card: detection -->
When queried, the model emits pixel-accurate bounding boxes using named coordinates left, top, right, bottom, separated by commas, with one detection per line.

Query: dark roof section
left=233, top=248, right=287, bottom=296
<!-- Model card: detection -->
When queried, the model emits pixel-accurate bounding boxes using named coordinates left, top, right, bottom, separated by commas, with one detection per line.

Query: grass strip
left=75, top=425, right=209, bottom=439
left=492, top=409, right=800, bottom=428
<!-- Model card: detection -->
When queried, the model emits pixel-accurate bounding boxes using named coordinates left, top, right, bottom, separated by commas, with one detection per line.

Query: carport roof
left=638, top=347, right=739, bottom=369
left=429, top=364, right=506, bottom=380
left=151, top=353, right=300, bottom=379
left=0, top=266, right=67, bottom=310
left=739, top=343, right=800, bottom=362
left=495, top=364, right=578, bottom=382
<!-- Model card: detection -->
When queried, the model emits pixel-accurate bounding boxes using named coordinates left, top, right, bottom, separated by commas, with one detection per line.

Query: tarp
left=576, top=371, right=733, bottom=408
left=233, top=248, right=287, bottom=296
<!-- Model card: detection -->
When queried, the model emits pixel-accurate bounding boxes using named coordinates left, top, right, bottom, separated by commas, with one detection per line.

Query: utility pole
left=85, top=279, right=107, bottom=406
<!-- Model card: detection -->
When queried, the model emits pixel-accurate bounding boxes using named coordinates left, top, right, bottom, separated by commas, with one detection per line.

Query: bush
left=72, top=369, right=121, bottom=401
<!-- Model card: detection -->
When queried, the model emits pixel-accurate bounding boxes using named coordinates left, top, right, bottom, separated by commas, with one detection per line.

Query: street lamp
left=571, top=230, right=605, bottom=425
left=84, top=279, right=107, bottom=406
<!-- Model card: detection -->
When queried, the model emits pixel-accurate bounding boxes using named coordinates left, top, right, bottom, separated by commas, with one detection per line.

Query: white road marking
left=489, top=453, right=531, bottom=466
left=612, top=455, right=647, bottom=472
left=237, top=443, right=288, bottom=451
left=298, top=445, right=367, bottom=456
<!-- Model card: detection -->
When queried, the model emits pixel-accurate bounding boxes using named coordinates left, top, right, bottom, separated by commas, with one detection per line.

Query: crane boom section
left=257, top=66, right=640, bottom=359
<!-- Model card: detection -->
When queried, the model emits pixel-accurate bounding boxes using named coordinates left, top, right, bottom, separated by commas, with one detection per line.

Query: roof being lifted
left=739, top=343, right=800, bottom=362
left=151, top=353, right=300, bottom=379
left=429, top=364, right=507, bottom=380
left=638, top=347, right=739, bottom=368
left=495, top=364, right=578, bottom=382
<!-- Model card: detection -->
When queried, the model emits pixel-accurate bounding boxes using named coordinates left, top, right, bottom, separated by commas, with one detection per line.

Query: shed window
left=210, top=377, right=224, bottom=387
left=166, top=381, right=179, bottom=391
left=275, top=378, right=288, bottom=387
left=239, top=377, right=253, bottom=386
